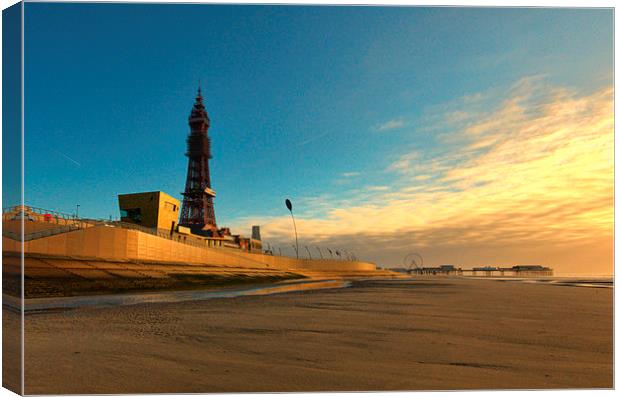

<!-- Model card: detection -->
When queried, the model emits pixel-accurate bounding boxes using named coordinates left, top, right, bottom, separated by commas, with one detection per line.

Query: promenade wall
left=3, top=225, right=375, bottom=272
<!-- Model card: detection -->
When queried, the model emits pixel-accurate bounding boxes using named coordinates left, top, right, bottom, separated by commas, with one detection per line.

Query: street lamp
left=285, top=198, right=299, bottom=259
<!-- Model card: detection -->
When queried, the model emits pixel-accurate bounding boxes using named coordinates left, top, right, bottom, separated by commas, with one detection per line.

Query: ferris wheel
left=403, top=253, right=424, bottom=274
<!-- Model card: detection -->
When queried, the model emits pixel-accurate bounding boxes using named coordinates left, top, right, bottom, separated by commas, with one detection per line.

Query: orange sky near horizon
left=233, top=77, right=614, bottom=275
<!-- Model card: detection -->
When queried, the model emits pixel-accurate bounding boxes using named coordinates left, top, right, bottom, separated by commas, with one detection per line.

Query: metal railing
left=3, top=205, right=77, bottom=222
left=260, top=242, right=357, bottom=261
left=2, top=205, right=358, bottom=261
left=4, top=224, right=83, bottom=242
left=2, top=206, right=243, bottom=252
left=3, top=205, right=96, bottom=241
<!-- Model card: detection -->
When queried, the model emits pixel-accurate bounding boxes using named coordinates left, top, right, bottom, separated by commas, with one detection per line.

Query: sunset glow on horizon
left=232, top=77, right=614, bottom=275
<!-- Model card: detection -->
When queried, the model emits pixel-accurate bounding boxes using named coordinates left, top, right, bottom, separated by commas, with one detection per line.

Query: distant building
left=468, top=265, right=553, bottom=276
left=392, top=264, right=462, bottom=275
left=472, top=266, right=499, bottom=271
left=252, top=225, right=261, bottom=241
left=118, top=191, right=180, bottom=233
left=510, top=265, right=553, bottom=276
left=409, top=265, right=461, bottom=275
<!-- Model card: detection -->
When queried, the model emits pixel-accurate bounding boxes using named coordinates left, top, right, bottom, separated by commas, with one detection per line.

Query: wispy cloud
left=386, top=151, right=420, bottom=173
left=232, top=78, right=614, bottom=275
left=341, top=172, right=360, bottom=178
left=375, top=117, right=406, bottom=132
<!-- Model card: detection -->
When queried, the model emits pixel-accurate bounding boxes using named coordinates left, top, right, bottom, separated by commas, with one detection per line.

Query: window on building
left=121, top=208, right=141, bottom=223
left=164, top=202, right=177, bottom=212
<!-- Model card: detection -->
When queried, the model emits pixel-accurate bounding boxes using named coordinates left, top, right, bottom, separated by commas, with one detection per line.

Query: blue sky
left=23, top=4, right=613, bottom=273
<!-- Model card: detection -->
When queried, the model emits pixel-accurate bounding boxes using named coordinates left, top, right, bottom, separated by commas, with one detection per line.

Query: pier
left=402, top=265, right=553, bottom=277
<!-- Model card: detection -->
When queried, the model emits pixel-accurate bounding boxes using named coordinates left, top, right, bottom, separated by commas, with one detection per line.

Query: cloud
left=231, top=78, right=613, bottom=275
left=375, top=118, right=406, bottom=132
left=367, top=186, right=389, bottom=191
left=341, top=172, right=360, bottom=178
left=387, top=151, right=420, bottom=173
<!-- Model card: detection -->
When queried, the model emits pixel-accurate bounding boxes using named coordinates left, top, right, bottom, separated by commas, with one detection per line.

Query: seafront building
left=118, top=191, right=180, bottom=232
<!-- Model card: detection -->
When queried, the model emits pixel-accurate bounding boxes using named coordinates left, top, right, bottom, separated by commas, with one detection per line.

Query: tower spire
left=189, top=83, right=210, bottom=131
left=180, top=87, right=217, bottom=236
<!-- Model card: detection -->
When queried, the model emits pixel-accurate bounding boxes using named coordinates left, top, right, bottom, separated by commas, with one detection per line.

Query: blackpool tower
left=179, top=86, right=218, bottom=236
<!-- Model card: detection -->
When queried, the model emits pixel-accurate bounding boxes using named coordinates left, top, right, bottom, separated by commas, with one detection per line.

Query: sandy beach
left=19, top=277, right=612, bottom=393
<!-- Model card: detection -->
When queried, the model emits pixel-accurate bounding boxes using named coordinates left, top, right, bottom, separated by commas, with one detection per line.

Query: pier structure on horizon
left=392, top=264, right=553, bottom=277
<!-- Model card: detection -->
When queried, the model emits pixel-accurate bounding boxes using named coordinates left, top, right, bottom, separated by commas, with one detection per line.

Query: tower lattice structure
left=179, top=87, right=218, bottom=235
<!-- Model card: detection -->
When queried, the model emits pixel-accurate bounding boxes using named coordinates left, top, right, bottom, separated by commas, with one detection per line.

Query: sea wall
left=4, top=225, right=375, bottom=272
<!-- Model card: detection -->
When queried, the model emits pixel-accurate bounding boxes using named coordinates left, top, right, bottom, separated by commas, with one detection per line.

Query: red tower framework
left=179, top=87, right=218, bottom=235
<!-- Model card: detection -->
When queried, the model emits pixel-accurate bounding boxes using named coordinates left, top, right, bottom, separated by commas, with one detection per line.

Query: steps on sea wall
left=4, top=253, right=402, bottom=298
left=293, top=269, right=406, bottom=279
left=6, top=253, right=401, bottom=281
left=9, top=254, right=305, bottom=298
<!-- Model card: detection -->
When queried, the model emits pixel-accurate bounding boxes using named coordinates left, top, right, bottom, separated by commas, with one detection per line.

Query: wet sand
left=20, top=277, right=612, bottom=393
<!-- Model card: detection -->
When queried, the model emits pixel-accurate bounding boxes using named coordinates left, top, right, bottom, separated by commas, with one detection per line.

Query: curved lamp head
left=285, top=199, right=293, bottom=212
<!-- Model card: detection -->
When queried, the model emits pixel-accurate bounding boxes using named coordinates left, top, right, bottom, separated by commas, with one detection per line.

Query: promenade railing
left=3, top=205, right=358, bottom=261
left=259, top=242, right=358, bottom=261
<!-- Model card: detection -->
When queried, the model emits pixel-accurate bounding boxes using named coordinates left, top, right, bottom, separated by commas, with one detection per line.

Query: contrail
left=297, top=131, right=330, bottom=147
left=54, top=149, right=81, bottom=167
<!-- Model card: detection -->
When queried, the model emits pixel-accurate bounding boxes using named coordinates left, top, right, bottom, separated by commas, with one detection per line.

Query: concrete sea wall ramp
left=3, top=225, right=376, bottom=272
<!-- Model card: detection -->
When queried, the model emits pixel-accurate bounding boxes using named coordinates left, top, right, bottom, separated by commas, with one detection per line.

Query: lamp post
left=285, top=198, right=299, bottom=259
left=76, top=204, right=80, bottom=219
